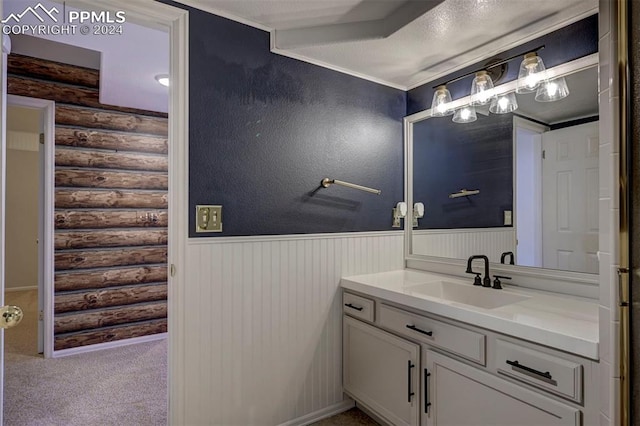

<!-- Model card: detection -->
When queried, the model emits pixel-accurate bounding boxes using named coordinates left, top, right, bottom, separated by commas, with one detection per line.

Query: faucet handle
left=471, top=273, right=482, bottom=286
left=492, top=275, right=512, bottom=290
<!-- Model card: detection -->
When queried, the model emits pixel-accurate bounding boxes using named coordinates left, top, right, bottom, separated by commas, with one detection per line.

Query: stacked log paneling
left=8, top=53, right=169, bottom=350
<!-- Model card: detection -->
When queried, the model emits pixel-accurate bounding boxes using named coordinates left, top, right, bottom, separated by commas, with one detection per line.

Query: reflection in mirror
left=410, top=64, right=598, bottom=274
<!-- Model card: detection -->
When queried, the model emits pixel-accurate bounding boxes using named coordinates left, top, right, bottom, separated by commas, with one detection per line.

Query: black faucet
left=466, top=255, right=491, bottom=287
left=500, top=251, right=515, bottom=265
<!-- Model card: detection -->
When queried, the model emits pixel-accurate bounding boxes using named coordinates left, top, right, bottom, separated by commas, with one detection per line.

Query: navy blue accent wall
left=413, top=113, right=513, bottom=229
left=180, top=6, right=406, bottom=237
left=407, top=14, right=599, bottom=115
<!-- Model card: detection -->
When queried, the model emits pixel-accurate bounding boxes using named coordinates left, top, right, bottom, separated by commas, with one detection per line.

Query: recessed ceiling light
left=155, top=74, right=169, bottom=87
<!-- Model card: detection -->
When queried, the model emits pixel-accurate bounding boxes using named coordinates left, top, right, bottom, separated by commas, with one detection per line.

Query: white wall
left=173, top=232, right=403, bottom=425
left=516, top=128, right=542, bottom=267
left=412, top=228, right=516, bottom=265
left=5, top=106, right=40, bottom=290
left=597, top=1, right=621, bottom=424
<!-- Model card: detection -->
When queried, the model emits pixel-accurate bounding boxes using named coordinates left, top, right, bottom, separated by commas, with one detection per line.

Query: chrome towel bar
left=449, top=189, right=480, bottom=199
left=321, top=178, right=381, bottom=195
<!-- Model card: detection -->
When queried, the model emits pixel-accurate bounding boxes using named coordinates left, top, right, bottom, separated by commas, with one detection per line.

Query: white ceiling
left=184, top=0, right=598, bottom=89
left=3, top=0, right=169, bottom=113
left=517, top=66, right=599, bottom=125
left=2, top=0, right=598, bottom=113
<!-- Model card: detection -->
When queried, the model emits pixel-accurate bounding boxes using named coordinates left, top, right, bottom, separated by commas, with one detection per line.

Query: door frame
left=0, top=0, right=189, bottom=422
left=5, top=94, right=55, bottom=359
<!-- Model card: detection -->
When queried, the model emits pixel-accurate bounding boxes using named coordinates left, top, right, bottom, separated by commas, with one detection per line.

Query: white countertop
left=341, top=269, right=599, bottom=360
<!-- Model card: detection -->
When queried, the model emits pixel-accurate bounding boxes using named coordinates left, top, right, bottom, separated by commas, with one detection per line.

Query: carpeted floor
left=2, top=290, right=375, bottom=425
left=4, top=290, right=167, bottom=426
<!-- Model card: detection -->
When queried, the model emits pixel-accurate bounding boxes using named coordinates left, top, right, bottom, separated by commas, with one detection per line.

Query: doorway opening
left=4, top=100, right=50, bottom=359
left=514, top=116, right=548, bottom=268
left=4, top=95, right=55, bottom=357
left=1, top=1, right=188, bottom=424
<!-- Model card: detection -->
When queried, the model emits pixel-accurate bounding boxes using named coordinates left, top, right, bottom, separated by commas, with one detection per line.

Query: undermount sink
left=404, top=280, right=530, bottom=309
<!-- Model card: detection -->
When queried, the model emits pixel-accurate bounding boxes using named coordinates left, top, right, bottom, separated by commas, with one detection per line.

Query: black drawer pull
left=424, top=368, right=432, bottom=413
left=407, top=360, right=415, bottom=403
left=506, top=360, right=556, bottom=385
left=344, top=303, right=363, bottom=311
left=406, top=324, right=433, bottom=336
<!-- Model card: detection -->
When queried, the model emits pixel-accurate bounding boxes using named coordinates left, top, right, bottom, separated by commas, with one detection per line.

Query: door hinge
left=542, top=149, right=546, bottom=159
left=38, top=310, right=44, bottom=321
left=39, top=133, right=45, bottom=145
left=170, top=264, right=176, bottom=277
left=618, top=267, right=629, bottom=307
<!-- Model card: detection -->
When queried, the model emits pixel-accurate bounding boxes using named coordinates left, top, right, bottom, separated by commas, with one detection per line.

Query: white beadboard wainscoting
left=177, top=231, right=403, bottom=425
left=412, top=228, right=516, bottom=264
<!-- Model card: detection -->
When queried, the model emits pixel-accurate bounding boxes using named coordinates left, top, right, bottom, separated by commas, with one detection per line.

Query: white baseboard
left=5, top=285, right=37, bottom=292
left=278, top=400, right=355, bottom=426
left=52, top=332, right=167, bottom=358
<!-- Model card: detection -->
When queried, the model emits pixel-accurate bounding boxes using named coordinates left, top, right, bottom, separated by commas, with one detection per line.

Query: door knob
left=0, top=306, right=23, bottom=329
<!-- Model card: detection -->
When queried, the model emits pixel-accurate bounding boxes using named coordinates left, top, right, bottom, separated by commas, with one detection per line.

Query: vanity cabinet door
left=344, top=316, right=420, bottom=426
left=423, top=350, right=579, bottom=426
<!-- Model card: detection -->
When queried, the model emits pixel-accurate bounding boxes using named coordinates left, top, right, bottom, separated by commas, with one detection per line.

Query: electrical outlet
left=504, top=210, right=512, bottom=226
left=196, top=205, right=223, bottom=232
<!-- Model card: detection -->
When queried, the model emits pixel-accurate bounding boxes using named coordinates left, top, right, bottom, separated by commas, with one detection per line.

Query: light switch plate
left=196, top=205, right=222, bottom=233
left=504, top=210, right=512, bottom=226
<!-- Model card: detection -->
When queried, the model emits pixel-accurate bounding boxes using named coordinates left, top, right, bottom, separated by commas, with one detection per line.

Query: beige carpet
left=2, top=291, right=373, bottom=425
left=4, top=290, right=167, bottom=426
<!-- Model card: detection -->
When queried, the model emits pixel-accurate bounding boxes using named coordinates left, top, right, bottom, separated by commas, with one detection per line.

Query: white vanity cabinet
left=423, top=350, right=579, bottom=426
left=342, top=291, right=598, bottom=426
left=343, top=315, right=420, bottom=426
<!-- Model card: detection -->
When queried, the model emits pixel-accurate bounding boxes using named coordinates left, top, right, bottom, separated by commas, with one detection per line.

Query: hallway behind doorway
left=4, top=288, right=167, bottom=425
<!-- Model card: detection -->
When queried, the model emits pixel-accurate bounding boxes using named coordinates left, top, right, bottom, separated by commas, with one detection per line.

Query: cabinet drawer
left=495, top=339, right=583, bottom=403
left=379, top=304, right=485, bottom=365
left=343, top=292, right=375, bottom=322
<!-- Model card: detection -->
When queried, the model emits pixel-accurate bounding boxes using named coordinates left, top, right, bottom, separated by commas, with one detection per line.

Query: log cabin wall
left=7, top=54, right=169, bottom=351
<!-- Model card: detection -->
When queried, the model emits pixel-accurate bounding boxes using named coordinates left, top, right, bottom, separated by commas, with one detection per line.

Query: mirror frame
left=404, top=53, right=599, bottom=299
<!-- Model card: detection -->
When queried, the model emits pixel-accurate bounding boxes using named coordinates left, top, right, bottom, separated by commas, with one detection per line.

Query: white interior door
left=542, top=121, right=599, bottom=273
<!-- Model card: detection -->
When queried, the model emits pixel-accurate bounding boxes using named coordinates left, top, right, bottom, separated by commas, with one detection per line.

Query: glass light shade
left=516, top=52, right=546, bottom=93
left=535, top=77, right=570, bottom=102
left=430, top=85, right=454, bottom=117
left=489, top=92, right=518, bottom=114
left=470, top=71, right=496, bottom=105
left=452, top=105, right=477, bottom=123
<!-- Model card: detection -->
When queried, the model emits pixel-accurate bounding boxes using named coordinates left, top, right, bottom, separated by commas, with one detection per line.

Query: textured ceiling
left=201, top=0, right=406, bottom=29
left=185, top=0, right=598, bottom=89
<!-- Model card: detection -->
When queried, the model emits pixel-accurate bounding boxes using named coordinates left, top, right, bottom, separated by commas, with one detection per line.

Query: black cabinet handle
left=344, top=303, right=363, bottom=311
left=506, top=360, right=556, bottom=385
left=406, top=324, right=433, bottom=336
left=407, top=361, right=415, bottom=403
left=424, top=368, right=432, bottom=413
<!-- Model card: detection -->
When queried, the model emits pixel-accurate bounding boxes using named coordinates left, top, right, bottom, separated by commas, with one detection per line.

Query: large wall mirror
left=405, top=14, right=599, bottom=286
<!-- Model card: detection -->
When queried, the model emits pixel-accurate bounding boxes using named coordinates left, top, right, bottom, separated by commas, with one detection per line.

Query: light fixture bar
left=432, top=45, right=545, bottom=89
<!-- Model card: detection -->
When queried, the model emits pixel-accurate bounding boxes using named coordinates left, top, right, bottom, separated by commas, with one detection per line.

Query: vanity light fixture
left=430, top=45, right=552, bottom=123
left=516, top=52, right=547, bottom=93
left=452, top=105, right=477, bottom=123
left=155, top=74, right=169, bottom=87
left=489, top=92, right=518, bottom=114
left=535, top=76, right=570, bottom=102
left=430, top=85, right=454, bottom=117
left=470, top=71, right=496, bottom=105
